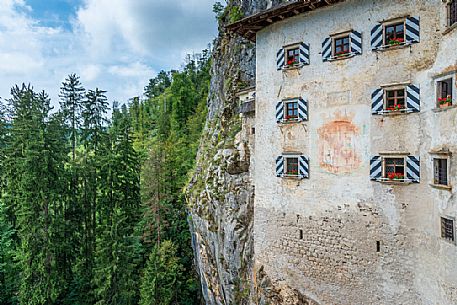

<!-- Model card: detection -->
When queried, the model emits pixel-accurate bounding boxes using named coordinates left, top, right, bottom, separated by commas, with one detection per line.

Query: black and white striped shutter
left=370, top=24, right=382, bottom=50
left=298, top=97, right=308, bottom=121
left=406, top=85, right=420, bottom=112
left=371, top=88, right=383, bottom=114
left=322, top=37, right=331, bottom=61
left=370, top=156, right=382, bottom=180
left=276, top=156, right=284, bottom=177
left=276, top=101, right=284, bottom=123
left=350, top=31, right=362, bottom=55
left=405, top=17, right=420, bottom=44
left=299, top=156, right=309, bottom=179
left=406, top=156, right=420, bottom=183
left=299, top=42, right=310, bottom=65
left=276, top=48, right=285, bottom=70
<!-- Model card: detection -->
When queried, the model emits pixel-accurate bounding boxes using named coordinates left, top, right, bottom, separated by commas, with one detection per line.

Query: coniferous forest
left=0, top=51, right=211, bottom=305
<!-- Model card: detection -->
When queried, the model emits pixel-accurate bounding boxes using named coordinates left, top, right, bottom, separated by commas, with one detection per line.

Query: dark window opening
left=385, top=22, right=405, bottom=45
left=441, top=217, right=455, bottom=242
left=285, top=101, right=299, bottom=120
left=286, top=157, right=299, bottom=176
left=449, top=0, right=457, bottom=26
left=384, top=158, right=405, bottom=180
left=299, top=229, right=303, bottom=240
left=286, top=48, right=300, bottom=67
left=434, top=158, right=448, bottom=186
left=251, top=127, right=255, bottom=135
left=334, top=36, right=350, bottom=56
left=437, top=78, right=453, bottom=107
left=385, top=89, right=406, bottom=111
left=376, top=241, right=381, bottom=252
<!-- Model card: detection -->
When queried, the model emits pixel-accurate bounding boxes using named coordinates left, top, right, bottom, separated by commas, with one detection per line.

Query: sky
left=0, top=0, right=218, bottom=107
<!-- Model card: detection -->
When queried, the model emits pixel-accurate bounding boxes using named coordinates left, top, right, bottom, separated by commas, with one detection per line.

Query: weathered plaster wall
left=254, top=0, right=457, bottom=304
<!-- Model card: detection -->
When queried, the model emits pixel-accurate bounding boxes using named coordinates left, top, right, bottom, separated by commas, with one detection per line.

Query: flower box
left=438, top=96, right=452, bottom=108
left=387, top=173, right=405, bottom=180
left=387, top=38, right=404, bottom=46
left=385, top=104, right=405, bottom=112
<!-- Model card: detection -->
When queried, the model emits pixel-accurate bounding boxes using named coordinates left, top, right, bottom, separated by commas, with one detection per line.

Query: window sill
left=376, top=178, right=412, bottom=185
left=432, top=105, right=457, bottom=112
left=282, top=175, right=305, bottom=180
left=375, top=108, right=415, bottom=115
left=430, top=183, right=452, bottom=191
left=279, top=119, right=305, bottom=125
left=373, top=42, right=411, bottom=52
left=443, top=23, right=457, bottom=36
left=282, top=64, right=305, bottom=71
left=328, top=53, right=356, bottom=61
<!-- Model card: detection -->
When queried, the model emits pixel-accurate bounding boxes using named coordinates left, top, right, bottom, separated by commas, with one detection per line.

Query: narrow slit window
left=385, top=88, right=406, bottom=111
left=384, top=22, right=405, bottom=46
left=286, top=47, right=300, bottom=67
left=437, top=78, right=453, bottom=107
left=441, top=217, right=455, bottom=242
left=285, top=101, right=299, bottom=120
left=449, top=0, right=457, bottom=26
left=286, top=157, right=299, bottom=176
left=376, top=241, right=381, bottom=252
left=333, top=35, right=350, bottom=57
left=433, top=158, right=448, bottom=186
left=384, top=157, right=405, bottom=180
left=299, top=229, right=303, bottom=240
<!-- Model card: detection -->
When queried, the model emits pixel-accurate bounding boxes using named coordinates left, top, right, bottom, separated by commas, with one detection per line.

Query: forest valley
left=0, top=50, right=211, bottom=305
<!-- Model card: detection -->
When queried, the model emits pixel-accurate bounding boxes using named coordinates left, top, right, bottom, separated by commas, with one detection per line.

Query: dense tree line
left=0, top=50, right=210, bottom=305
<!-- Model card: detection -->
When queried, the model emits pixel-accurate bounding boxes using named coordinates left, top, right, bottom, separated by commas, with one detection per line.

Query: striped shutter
left=322, top=37, right=331, bottom=61
left=405, top=17, right=420, bottom=44
left=406, top=85, right=420, bottom=112
left=276, top=48, right=285, bottom=70
left=299, top=42, right=310, bottom=65
left=406, top=156, right=420, bottom=183
left=276, top=156, right=284, bottom=177
left=370, top=156, right=382, bottom=180
left=371, top=24, right=382, bottom=50
left=298, top=97, right=308, bottom=121
left=371, top=88, right=383, bottom=114
left=276, top=102, right=284, bottom=123
left=299, top=156, right=309, bottom=179
left=350, top=31, right=362, bottom=55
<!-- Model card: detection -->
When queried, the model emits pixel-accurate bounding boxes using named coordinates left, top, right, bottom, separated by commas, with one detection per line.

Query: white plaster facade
left=253, top=0, right=457, bottom=304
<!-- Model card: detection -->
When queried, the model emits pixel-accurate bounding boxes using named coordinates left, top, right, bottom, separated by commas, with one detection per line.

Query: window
left=433, top=158, right=449, bottom=186
left=441, top=217, right=455, bottom=243
left=333, top=35, right=350, bottom=57
left=437, top=78, right=453, bottom=108
left=384, top=157, right=405, bottom=180
left=384, top=22, right=405, bottom=46
left=286, top=47, right=300, bottom=67
left=385, top=88, right=406, bottom=111
left=286, top=157, right=299, bottom=176
left=449, top=0, right=457, bottom=27
left=285, top=101, right=298, bottom=121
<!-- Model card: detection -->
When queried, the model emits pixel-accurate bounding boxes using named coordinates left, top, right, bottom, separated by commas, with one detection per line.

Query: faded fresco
left=318, top=111, right=361, bottom=174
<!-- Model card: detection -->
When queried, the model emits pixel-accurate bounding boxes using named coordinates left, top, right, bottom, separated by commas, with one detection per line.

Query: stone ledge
left=432, top=105, right=457, bottom=113
left=429, top=183, right=452, bottom=191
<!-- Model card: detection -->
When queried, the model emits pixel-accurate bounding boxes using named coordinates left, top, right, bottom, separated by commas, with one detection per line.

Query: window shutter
left=276, top=48, right=285, bottom=70
left=299, top=42, right=310, bottom=65
left=370, top=156, right=382, bottom=180
left=371, top=88, right=383, bottom=114
left=299, top=156, right=309, bottom=179
left=276, top=156, right=284, bottom=177
left=406, top=84, right=420, bottom=112
left=276, top=101, right=284, bottom=123
left=405, top=17, right=420, bottom=43
left=370, top=24, right=382, bottom=50
left=350, top=30, right=362, bottom=55
left=406, top=156, right=420, bottom=183
left=322, top=37, right=331, bottom=61
left=298, top=97, right=308, bottom=121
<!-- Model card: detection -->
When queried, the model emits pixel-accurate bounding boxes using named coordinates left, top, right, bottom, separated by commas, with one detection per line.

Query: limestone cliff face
left=185, top=1, right=288, bottom=304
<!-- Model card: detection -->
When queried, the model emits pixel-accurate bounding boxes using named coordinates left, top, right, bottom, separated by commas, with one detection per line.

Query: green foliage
left=228, top=5, right=243, bottom=23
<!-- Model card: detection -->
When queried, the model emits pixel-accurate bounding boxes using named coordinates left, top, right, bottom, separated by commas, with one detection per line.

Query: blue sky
left=0, top=0, right=218, bottom=106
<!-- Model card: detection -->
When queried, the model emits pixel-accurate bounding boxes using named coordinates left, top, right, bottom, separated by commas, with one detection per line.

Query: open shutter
left=371, top=24, right=382, bottom=50
left=276, top=101, right=284, bottom=123
left=298, top=97, right=308, bottom=121
left=370, top=156, right=382, bottom=180
left=371, top=88, right=383, bottom=114
left=406, top=156, right=420, bottom=183
left=276, top=48, right=285, bottom=70
left=406, top=84, right=420, bottom=112
left=405, top=17, right=420, bottom=44
left=299, top=156, right=309, bottom=179
left=276, top=156, right=284, bottom=177
left=322, top=37, right=331, bottom=61
left=350, top=30, right=362, bottom=55
left=299, top=42, right=310, bottom=65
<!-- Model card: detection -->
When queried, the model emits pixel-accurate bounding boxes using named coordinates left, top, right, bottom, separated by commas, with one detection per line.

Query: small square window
left=384, top=157, right=405, bottom=180
left=285, top=101, right=299, bottom=121
left=286, top=47, right=300, bottom=67
left=385, top=88, right=406, bottom=111
left=441, top=217, right=455, bottom=243
left=449, top=1, right=457, bottom=27
left=433, top=158, right=449, bottom=186
left=437, top=78, right=453, bottom=108
left=286, top=157, right=299, bottom=176
left=333, top=35, right=350, bottom=57
left=384, top=22, right=405, bottom=46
